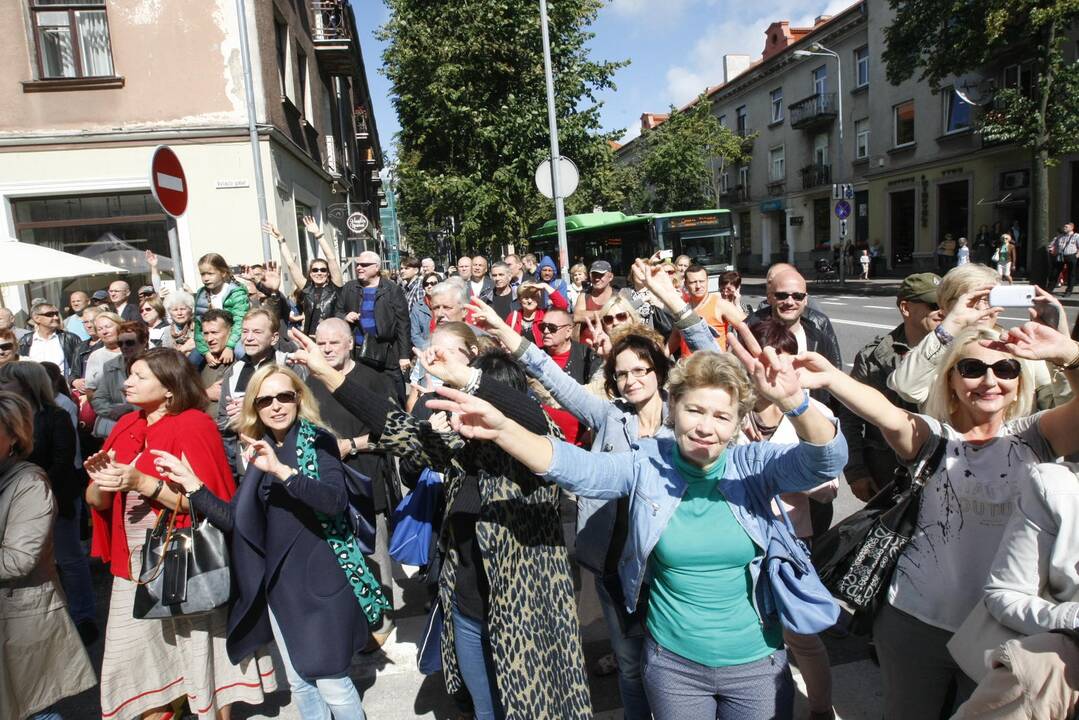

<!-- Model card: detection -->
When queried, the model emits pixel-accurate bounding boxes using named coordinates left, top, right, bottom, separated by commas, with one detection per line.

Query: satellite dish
left=953, top=73, right=993, bottom=106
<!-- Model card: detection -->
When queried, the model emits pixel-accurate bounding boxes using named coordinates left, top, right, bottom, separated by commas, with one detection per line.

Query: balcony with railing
left=789, top=93, right=837, bottom=130
left=733, top=184, right=751, bottom=203
left=800, top=163, right=831, bottom=189
left=311, top=1, right=354, bottom=75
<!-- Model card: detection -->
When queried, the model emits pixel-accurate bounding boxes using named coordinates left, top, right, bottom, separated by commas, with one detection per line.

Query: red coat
left=506, top=289, right=569, bottom=344
left=90, top=408, right=236, bottom=579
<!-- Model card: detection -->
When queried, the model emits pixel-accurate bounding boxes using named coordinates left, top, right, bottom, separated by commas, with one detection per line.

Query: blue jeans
left=594, top=575, right=651, bottom=720
left=641, top=635, right=793, bottom=720
left=28, top=710, right=62, bottom=720
left=451, top=601, right=504, bottom=720
left=268, top=609, right=365, bottom=720
left=53, top=507, right=96, bottom=624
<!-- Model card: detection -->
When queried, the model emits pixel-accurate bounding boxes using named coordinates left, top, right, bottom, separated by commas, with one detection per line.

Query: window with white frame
left=736, top=105, right=748, bottom=135
left=855, top=118, right=870, bottom=159
left=720, top=172, right=730, bottom=193
left=812, top=66, right=827, bottom=95
left=894, top=100, right=915, bottom=146
left=1003, top=62, right=1034, bottom=97
left=275, top=19, right=291, bottom=98
left=29, top=0, right=114, bottom=79
left=944, top=87, right=972, bottom=133
left=855, top=46, right=869, bottom=87
left=770, top=88, right=783, bottom=124
left=813, top=133, right=829, bottom=166
left=738, top=164, right=750, bottom=188
left=769, top=146, right=785, bottom=181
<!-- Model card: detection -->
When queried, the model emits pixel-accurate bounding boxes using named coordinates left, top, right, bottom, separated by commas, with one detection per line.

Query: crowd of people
left=2, top=226, right=1078, bottom=720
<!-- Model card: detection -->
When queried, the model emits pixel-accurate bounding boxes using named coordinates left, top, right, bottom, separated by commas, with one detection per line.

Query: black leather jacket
left=300, top=281, right=340, bottom=336
left=18, top=330, right=81, bottom=376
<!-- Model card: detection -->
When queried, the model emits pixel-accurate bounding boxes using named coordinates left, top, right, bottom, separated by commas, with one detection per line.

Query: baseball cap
left=590, top=260, right=612, bottom=274
left=91, top=290, right=109, bottom=303
left=897, top=273, right=941, bottom=305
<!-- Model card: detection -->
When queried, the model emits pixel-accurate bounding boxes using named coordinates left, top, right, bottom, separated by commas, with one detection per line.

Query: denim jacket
left=542, top=425, right=847, bottom=619
left=515, top=314, right=721, bottom=574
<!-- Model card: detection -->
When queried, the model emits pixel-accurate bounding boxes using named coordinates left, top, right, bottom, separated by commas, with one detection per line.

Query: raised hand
left=262, top=260, right=282, bottom=291
left=1030, top=285, right=1068, bottom=334
left=416, top=345, right=472, bottom=388
left=263, top=222, right=284, bottom=242
left=425, top=386, right=508, bottom=441
left=239, top=434, right=286, bottom=477
left=145, top=249, right=159, bottom=269
left=302, top=215, right=322, bottom=237
left=150, top=450, right=202, bottom=494
left=727, top=320, right=804, bottom=408
left=940, top=284, right=1000, bottom=335
left=583, top=315, right=611, bottom=356
left=981, top=321, right=1078, bottom=365
left=633, top=257, right=683, bottom=311
left=790, top=351, right=841, bottom=391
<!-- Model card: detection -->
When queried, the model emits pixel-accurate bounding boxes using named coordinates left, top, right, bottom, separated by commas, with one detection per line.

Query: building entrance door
left=937, top=180, right=970, bottom=247
left=890, top=189, right=916, bottom=267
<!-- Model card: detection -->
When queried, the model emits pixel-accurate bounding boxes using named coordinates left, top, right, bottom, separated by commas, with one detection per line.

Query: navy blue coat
left=189, top=425, right=369, bottom=680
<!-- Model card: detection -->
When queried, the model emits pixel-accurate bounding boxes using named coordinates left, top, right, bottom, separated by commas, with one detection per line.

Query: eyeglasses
left=538, top=322, right=570, bottom=334
left=35, top=310, right=60, bottom=318
left=140, top=306, right=154, bottom=313
left=613, top=367, right=654, bottom=382
left=954, top=358, right=1021, bottom=380
left=138, top=292, right=154, bottom=298
left=773, top=292, right=807, bottom=302
left=601, top=312, right=630, bottom=327
left=310, top=267, right=329, bottom=274
left=253, top=390, right=298, bottom=410
left=0, top=343, right=12, bottom=352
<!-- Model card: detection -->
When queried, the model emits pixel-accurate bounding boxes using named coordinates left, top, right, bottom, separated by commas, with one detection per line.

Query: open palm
left=728, top=320, right=804, bottom=405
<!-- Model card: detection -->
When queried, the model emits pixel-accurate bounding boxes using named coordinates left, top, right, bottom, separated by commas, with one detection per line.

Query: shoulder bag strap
left=912, top=434, right=949, bottom=489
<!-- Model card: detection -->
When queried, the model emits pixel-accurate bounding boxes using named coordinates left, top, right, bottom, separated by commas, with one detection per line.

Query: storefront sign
left=759, top=199, right=785, bottom=213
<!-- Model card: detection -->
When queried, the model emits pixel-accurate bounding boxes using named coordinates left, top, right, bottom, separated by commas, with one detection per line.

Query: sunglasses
left=0, top=343, right=12, bottom=352
left=773, top=292, right=807, bottom=302
left=253, top=390, right=298, bottom=410
left=118, top=339, right=142, bottom=349
left=613, top=367, right=654, bottom=382
left=35, top=310, right=60, bottom=318
left=954, top=358, right=1021, bottom=380
left=538, top=322, right=569, bottom=334
left=602, top=312, right=630, bottom=327
left=424, top=280, right=439, bottom=288
left=310, top=267, right=329, bottom=274
left=138, top=291, right=154, bottom=298
left=356, top=261, right=378, bottom=268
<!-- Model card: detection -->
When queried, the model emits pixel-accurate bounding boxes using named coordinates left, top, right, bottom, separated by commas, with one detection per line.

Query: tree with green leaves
left=379, top=0, right=625, bottom=257
left=883, top=0, right=1079, bottom=275
left=633, top=97, right=752, bottom=213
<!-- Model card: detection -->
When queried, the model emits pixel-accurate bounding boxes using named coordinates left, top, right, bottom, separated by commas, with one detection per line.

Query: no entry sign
left=149, top=145, right=188, bottom=217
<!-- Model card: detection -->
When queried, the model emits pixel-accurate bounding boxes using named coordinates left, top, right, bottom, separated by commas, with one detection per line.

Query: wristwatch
left=934, top=324, right=954, bottom=346
left=348, top=438, right=360, bottom=456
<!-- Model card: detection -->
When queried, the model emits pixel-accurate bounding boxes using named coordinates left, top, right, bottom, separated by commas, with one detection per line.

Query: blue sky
left=352, top=0, right=856, bottom=153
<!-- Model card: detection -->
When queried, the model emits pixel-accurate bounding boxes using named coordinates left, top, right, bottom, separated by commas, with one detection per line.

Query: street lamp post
left=794, top=43, right=845, bottom=283
left=538, top=0, right=569, bottom=273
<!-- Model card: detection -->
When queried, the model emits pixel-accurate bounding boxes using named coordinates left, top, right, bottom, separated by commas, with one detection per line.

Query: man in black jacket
left=748, top=267, right=842, bottom=538
left=18, top=301, right=81, bottom=378
left=337, top=251, right=411, bottom=402
left=108, top=280, right=140, bottom=322
left=538, top=308, right=602, bottom=384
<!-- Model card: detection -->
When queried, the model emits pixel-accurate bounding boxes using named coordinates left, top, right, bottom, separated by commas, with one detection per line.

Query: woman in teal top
left=424, top=322, right=846, bottom=720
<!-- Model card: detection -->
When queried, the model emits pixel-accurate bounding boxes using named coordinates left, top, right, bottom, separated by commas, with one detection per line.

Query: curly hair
left=666, top=351, right=755, bottom=426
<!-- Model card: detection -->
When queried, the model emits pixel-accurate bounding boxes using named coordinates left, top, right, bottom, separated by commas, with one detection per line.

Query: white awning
left=0, top=241, right=126, bottom=285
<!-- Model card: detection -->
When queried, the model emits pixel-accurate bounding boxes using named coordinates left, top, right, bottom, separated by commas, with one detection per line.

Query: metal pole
left=166, top=216, right=184, bottom=286
left=832, top=48, right=845, bottom=284
left=236, top=0, right=272, bottom=262
left=538, top=0, right=569, bottom=273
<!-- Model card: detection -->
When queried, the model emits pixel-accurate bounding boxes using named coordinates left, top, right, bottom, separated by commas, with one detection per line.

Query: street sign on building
left=149, top=145, right=188, bottom=217
left=347, top=212, right=369, bottom=234
left=834, top=200, right=851, bottom=219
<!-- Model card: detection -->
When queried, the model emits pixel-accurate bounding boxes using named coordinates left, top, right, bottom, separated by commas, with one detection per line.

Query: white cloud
left=662, top=0, right=860, bottom=106
left=620, top=119, right=642, bottom=144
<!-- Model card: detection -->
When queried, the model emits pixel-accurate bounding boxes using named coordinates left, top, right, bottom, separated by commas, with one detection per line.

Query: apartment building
left=620, top=0, right=1079, bottom=276
left=0, top=0, right=385, bottom=312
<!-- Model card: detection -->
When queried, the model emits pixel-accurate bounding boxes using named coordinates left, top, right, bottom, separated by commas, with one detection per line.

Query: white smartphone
left=988, top=284, right=1035, bottom=307
left=658, top=249, right=673, bottom=260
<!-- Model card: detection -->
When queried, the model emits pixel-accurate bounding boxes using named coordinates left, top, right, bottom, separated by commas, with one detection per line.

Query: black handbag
left=811, top=437, right=947, bottom=619
left=132, top=505, right=231, bottom=619
left=342, top=462, right=377, bottom=555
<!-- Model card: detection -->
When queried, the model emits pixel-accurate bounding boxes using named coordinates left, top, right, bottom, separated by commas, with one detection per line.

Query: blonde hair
left=93, top=310, right=123, bottom=329
left=599, top=294, right=642, bottom=326
left=569, top=263, right=587, bottom=280
left=938, top=264, right=998, bottom=315
left=921, top=326, right=1035, bottom=423
left=666, top=351, right=756, bottom=425
left=236, top=365, right=323, bottom=440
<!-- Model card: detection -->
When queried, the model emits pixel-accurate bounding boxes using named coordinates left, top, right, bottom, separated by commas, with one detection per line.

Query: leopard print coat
left=379, top=406, right=592, bottom=719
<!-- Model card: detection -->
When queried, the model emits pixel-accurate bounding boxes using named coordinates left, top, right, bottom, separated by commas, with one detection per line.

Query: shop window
left=29, top=0, right=114, bottom=79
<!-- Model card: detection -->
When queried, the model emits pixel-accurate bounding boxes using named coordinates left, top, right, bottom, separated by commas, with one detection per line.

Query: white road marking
left=845, top=363, right=854, bottom=367
left=830, top=318, right=895, bottom=329
left=863, top=305, right=893, bottom=310
left=156, top=171, right=184, bottom=192
left=998, top=316, right=1029, bottom=322
left=819, top=301, right=847, bottom=305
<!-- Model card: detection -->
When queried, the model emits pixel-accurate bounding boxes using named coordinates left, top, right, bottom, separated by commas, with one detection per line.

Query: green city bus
left=528, top=209, right=735, bottom=278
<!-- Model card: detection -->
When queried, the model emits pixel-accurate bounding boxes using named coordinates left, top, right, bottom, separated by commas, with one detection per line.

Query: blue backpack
left=388, top=468, right=444, bottom=566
